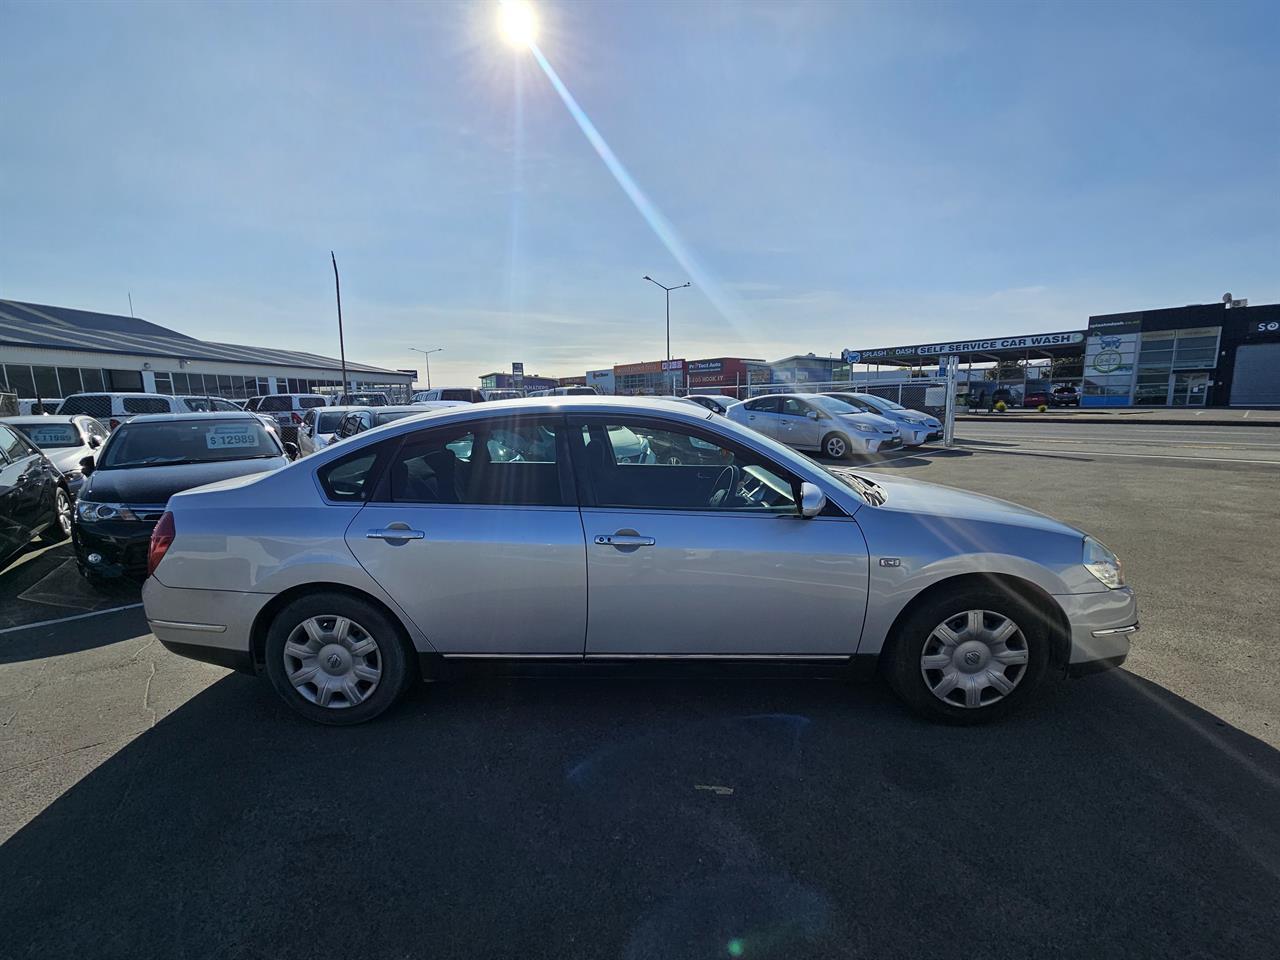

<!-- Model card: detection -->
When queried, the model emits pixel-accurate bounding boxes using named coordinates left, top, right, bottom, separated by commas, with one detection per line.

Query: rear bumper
left=1055, top=587, right=1138, bottom=667
left=142, top=579, right=268, bottom=668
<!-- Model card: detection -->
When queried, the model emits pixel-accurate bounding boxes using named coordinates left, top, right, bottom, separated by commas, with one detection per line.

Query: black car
left=72, top=413, right=292, bottom=582
left=0, top=422, right=68, bottom=566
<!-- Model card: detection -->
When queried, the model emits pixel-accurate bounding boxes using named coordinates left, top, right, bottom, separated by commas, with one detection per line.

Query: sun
left=498, top=0, right=538, bottom=48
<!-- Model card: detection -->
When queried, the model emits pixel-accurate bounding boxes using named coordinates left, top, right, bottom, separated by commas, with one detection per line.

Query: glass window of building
left=57, top=368, right=83, bottom=395
left=32, top=365, right=60, bottom=398
left=4, top=365, right=37, bottom=397
left=81, top=368, right=106, bottom=392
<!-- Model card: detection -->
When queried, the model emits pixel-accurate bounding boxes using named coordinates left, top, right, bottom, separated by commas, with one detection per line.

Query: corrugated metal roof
left=0, top=299, right=408, bottom=378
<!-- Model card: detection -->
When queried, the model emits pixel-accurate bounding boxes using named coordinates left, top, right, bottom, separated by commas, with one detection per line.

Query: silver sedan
left=143, top=396, right=1137, bottom=725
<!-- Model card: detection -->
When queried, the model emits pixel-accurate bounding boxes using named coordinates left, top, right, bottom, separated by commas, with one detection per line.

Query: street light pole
left=411, top=347, right=443, bottom=389
left=642, top=275, right=690, bottom=362
left=331, top=252, right=349, bottom=393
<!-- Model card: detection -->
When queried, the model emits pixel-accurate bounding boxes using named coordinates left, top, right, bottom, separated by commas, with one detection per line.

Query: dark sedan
left=72, top=413, right=290, bottom=583
left=0, top=422, right=67, bottom=566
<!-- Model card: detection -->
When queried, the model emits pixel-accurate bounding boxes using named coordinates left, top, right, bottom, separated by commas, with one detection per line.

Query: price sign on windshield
left=205, top=425, right=261, bottom=449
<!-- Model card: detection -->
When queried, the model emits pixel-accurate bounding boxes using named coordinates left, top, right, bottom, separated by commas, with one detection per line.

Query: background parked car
left=332, top=404, right=458, bottom=441
left=178, top=395, right=244, bottom=413
left=299, top=406, right=368, bottom=456
left=71, top=412, right=290, bottom=583
left=336, top=392, right=390, bottom=406
left=1051, top=385, right=1080, bottom=407
left=728, top=394, right=900, bottom=459
left=525, top=386, right=598, bottom=397
left=480, top=389, right=523, bottom=401
left=684, top=394, right=735, bottom=414
left=0, top=421, right=69, bottom=561
left=17, top=398, right=61, bottom=415
left=3, top=414, right=109, bottom=503
left=58, top=392, right=189, bottom=431
left=244, top=393, right=329, bottom=443
left=411, top=387, right=486, bottom=403
left=822, top=392, right=942, bottom=445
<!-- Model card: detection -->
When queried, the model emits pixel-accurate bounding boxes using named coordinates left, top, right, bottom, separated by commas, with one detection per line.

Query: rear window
left=100, top=419, right=281, bottom=469
left=123, top=397, right=172, bottom=414
left=299, top=396, right=328, bottom=408
left=13, top=422, right=82, bottom=448
left=257, top=396, right=293, bottom=412
left=58, top=394, right=111, bottom=418
left=315, top=411, right=346, bottom=432
left=439, top=389, right=479, bottom=402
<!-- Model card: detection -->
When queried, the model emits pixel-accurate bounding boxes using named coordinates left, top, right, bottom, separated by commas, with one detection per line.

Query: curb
left=957, top=415, right=1280, bottom=428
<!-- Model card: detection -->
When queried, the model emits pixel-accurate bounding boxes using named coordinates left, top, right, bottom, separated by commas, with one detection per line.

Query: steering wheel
left=707, top=464, right=740, bottom=508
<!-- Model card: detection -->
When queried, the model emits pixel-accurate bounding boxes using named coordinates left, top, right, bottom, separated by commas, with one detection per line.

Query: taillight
left=147, top=511, right=175, bottom=579
left=291, top=412, right=303, bottom=424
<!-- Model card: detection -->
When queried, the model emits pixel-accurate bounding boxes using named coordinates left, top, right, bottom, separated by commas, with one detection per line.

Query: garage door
left=1230, top=343, right=1280, bottom=406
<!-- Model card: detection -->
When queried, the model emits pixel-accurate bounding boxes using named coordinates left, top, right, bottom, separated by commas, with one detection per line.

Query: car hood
left=44, top=445, right=94, bottom=474
left=81, top=457, right=287, bottom=504
left=856, top=472, right=1083, bottom=537
left=838, top=412, right=897, bottom=432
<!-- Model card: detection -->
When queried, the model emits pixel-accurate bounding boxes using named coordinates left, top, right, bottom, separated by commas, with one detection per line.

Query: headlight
left=1083, top=536, right=1123, bottom=588
left=77, top=501, right=141, bottom=522
left=851, top=422, right=878, bottom=434
left=902, top=416, right=926, bottom=425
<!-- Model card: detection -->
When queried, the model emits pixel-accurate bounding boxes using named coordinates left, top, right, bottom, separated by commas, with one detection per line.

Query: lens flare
left=498, top=0, right=538, bottom=47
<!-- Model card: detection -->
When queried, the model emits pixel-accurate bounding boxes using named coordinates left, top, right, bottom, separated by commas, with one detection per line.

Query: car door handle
left=594, top=534, right=655, bottom=547
left=366, top=527, right=425, bottom=540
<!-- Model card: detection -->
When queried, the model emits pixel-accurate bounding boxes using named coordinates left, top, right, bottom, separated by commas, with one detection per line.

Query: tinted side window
left=384, top=418, right=566, bottom=507
left=182, top=397, right=212, bottom=412
left=258, top=396, right=292, bottom=412
left=439, top=389, right=477, bottom=402
left=299, top=397, right=328, bottom=409
left=212, top=398, right=241, bottom=411
left=779, top=397, right=811, bottom=416
left=0, top=424, right=30, bottom=461
left=744, top=397, right=779, bottom=413
left=123, top=397, right=171, bottom=414
left=572, top=418, right=798, bottom=513
left=244, top=397, right=262, bottom=411
left=58, top=395, right=111, bottom=418
left=318, top=445, right=389, bottom=502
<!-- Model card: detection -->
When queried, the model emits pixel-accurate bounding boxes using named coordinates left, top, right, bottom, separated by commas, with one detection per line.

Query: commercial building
left=558, top=375, right=587, bottom=387
left=613, top=358, right=685, bottom=395
left=685, top=357, right=770, bottom=397
left=769, top=354, right=848, bottom=384
left=839, top=300, right=1279, bottom=408
left=586, top=368, right=615, bottom=394
left=0, top=299, right=414, bottom=403
left=479, top=371, right=558, bottom=392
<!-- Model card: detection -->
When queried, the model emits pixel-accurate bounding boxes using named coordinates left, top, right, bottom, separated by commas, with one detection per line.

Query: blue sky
left=2, top=0, right=1276, bottom=384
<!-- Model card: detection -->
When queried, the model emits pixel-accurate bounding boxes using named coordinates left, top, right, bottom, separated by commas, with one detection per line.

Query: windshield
left=12, top=422, right=82, bottom=447
left=863, top=395, right=904, bottom=411
left=99, top=420, right=281, bottom=468
left=811, top=395, right=861, bottom=416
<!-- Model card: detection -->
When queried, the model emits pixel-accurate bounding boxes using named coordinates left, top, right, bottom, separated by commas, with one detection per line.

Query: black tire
left=881, top=584, right=1051, bottom=725
left=264, top=593, right=414, bottom=726
left=821, top=432, right=852, bottom=460
left=38, top=486, right=72, bottom=543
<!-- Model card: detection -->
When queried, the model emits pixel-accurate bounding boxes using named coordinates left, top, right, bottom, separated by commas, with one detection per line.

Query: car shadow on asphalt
left=2, top=666, right=1277, bottom=960
left=0, top=605, right=147, bottom=665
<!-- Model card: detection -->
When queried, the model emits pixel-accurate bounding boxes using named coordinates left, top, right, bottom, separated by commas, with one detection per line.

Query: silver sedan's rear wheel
left=882, top=585, right=1051, bottom=724
left=265, top=594, right=412, bottom=725
left=283, top=615, right=383, bottom=709
left=919, top=609, right=1029, bottom=709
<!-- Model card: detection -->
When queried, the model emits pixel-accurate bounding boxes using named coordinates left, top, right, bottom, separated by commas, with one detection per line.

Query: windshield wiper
left=827, top=468, right=885, bottom=505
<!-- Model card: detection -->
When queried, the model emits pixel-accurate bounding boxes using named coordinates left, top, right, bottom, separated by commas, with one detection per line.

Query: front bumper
left=142, top=579, right=269, bottom=673
left=899, top=426, right=931, bottom=447
left=72, top=518, right=156, bottom=579
left=860, top=434, right=902, bottom=454
left=1054, top=586, right=1138, bottom=670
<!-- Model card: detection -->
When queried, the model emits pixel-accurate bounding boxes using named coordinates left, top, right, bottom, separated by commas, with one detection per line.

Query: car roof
left=114, top=412, right=263, bottom=425
left=2, top=415, right=88, bottom=425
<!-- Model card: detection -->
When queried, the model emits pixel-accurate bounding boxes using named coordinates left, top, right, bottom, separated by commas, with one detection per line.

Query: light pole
left=642, top=275, right=690, bottom=363
left=411, top=347, right=443, bottom=389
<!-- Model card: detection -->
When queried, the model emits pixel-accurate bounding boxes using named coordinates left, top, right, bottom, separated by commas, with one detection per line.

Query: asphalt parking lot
left=2, top=421, right=1278, bottom=959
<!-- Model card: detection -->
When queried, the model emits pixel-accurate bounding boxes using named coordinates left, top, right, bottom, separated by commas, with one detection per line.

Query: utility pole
left=642, top=275, right=690, bottom=362
left=411, top=347, right=443, bottom=390
left=331, top=252, right=349, bottom=394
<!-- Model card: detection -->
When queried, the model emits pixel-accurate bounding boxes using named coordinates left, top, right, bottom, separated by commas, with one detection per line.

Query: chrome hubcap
left=920, top=609, right=1029, bottom=709
left=827, top=437, right=846, bottom=457
left=56, top=490, right=72, bottom=535
left=283, top=615, right=382, bottom=709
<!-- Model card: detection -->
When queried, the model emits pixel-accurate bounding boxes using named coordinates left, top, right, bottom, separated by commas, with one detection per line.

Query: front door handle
left=595, top=534, right=655, bottom=547
left=366, top=527, right=425, bottom=541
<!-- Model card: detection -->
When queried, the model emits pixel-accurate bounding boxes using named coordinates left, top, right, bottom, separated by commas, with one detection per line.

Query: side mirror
left=79, top=455, right=96, bottom=476
left=283, top=441, right=299, bottom=461
left=806, top=409, right=820, bottom=420
left=799, top=481, right=826, bottom=518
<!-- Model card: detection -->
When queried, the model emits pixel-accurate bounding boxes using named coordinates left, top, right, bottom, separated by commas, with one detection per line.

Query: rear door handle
left=366, top=527, right=425, bottom=541
left=595, top=534, right=655, bottom=547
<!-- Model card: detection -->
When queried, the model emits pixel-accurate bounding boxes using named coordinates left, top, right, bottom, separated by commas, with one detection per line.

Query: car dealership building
left=841, top=300, right=1279, bottom=408
left=0, top=299, right=415, bottom=403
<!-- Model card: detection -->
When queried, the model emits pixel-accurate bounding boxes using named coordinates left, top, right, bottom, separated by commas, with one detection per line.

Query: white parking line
left=0, top=603, right=144, bottom=636
left=962, top=446, right=1280, bottom=466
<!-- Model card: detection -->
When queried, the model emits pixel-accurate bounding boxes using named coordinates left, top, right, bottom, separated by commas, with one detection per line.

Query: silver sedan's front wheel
left=822, top=433, right=850, bottom=459
left=265, top=595, right=412, bottom=725
left=283, top=615, right=383, bottom=709
left=882, top=585, right=1050, bottom=724
left=919, top=609, right=1029, bottom=709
